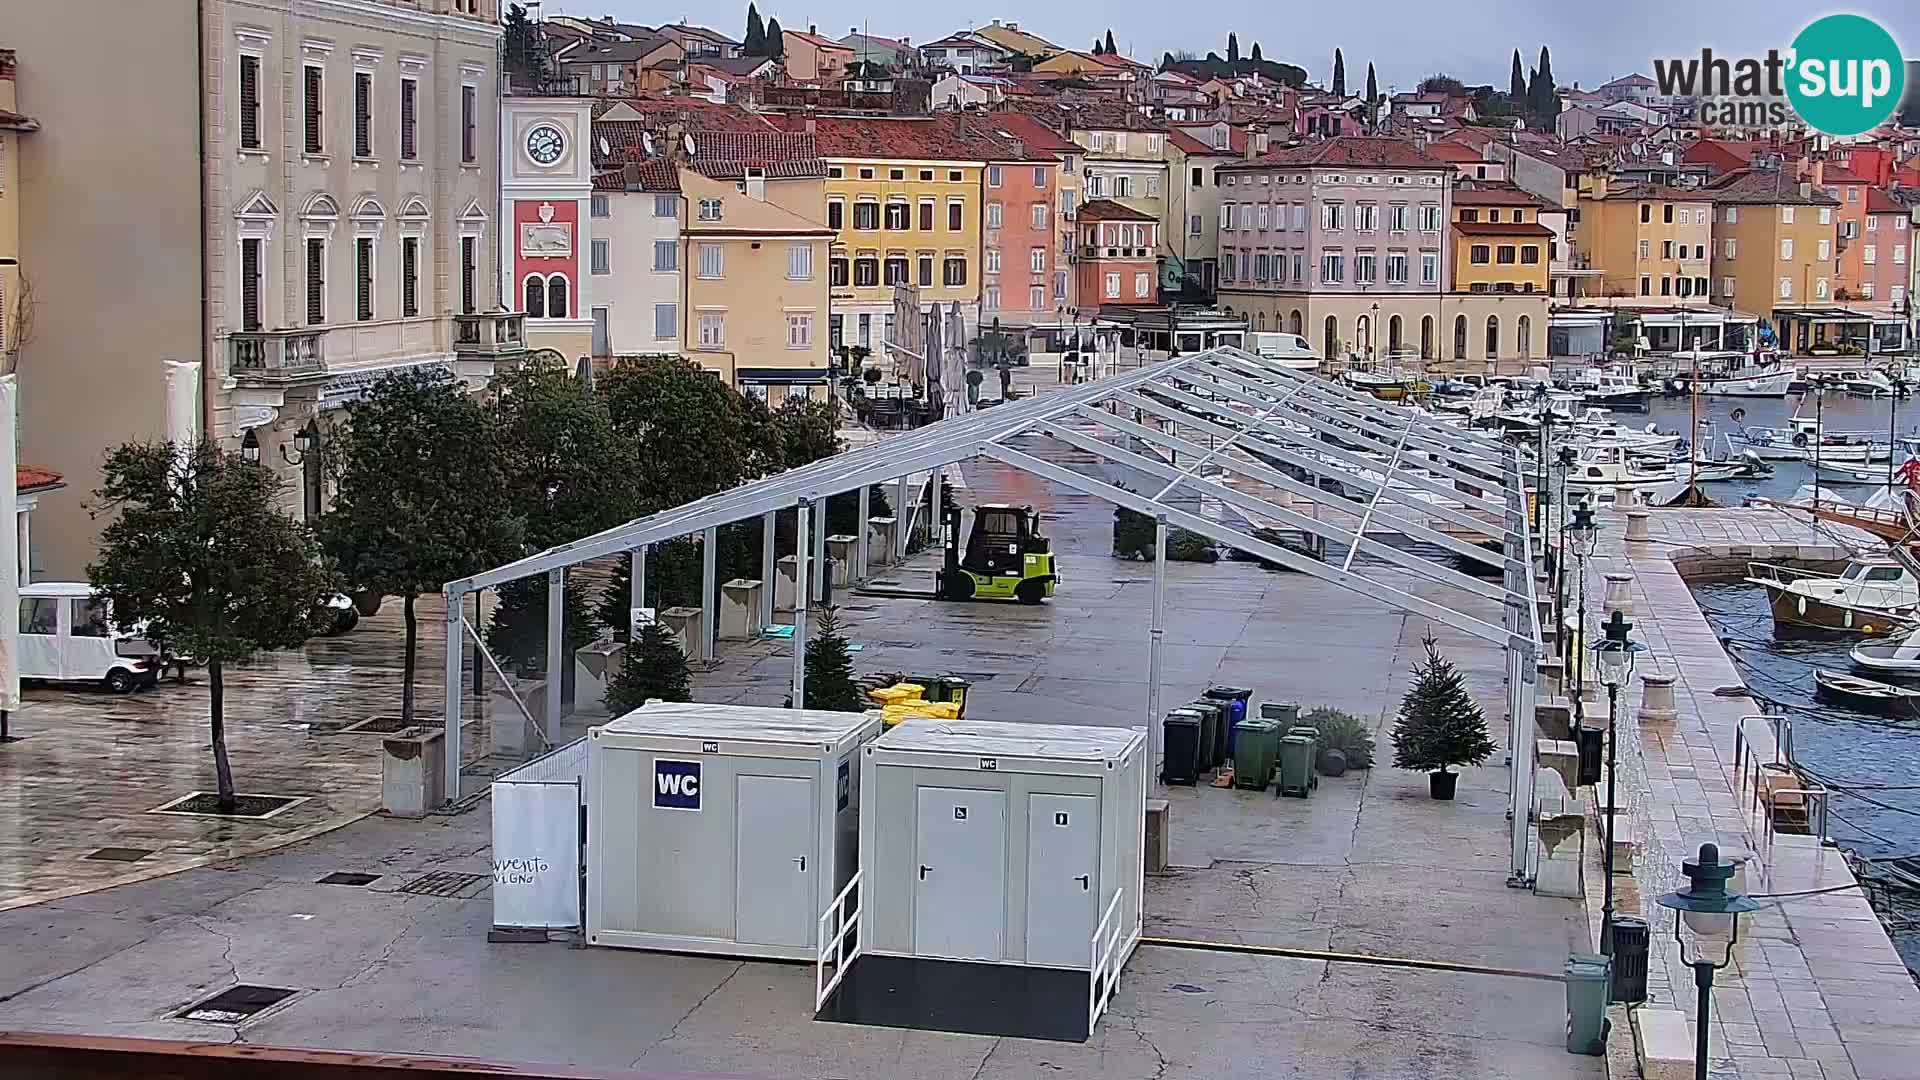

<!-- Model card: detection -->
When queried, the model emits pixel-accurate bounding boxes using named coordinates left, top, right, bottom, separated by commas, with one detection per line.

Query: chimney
left=808, top=24, right=816, bottom=35
left=1811, top=158, right=1825, bottom=186
left=623, top=160, right=643, bottom=189
left=745, top=168, right=767, bottom=201
left=805, top=104, right=817, bottom=136
left=1254, top=123, right=1269, bottom=155
left=992, top=19, right=1001, bottom=26
left=1799, top=180, right=1813, bottom=200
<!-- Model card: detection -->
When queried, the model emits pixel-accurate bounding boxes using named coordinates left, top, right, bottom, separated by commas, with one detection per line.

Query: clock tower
left=500, top=95, right=595, bottom=362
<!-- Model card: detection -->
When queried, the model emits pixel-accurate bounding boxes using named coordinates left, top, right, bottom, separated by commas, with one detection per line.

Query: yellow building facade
left=0, top=50, right=33, bottom=362
left=820, top=153, right=984, bottom=355
left=1572, top=177, right=1714, bottom=304
left=679, top=169, right=835, bottom=404
left=1704, top=169, right=1842, bottom=350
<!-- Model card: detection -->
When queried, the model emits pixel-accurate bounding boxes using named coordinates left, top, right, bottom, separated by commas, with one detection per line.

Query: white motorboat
left=1577, top=370, right=1652, bottom=411
left=1565, top=444, right=1744, bottom=490
left=1850, top=625, right=1920, bottom=674
left=1722, top=415, right=1891, bottom=463
left=1832, top=369, right=1898, bottom=397
left=1700, top=370, right=1797, bottom=397
left=1745, top=557, right=1920, bottom=635
left=1814, top=461, right=1897, bottom=485
left=1565, top=411, right=1685, bottom=455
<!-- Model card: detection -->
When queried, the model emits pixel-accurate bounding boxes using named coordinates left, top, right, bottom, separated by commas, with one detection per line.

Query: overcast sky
left=544, top=2, right=1919, bottom=95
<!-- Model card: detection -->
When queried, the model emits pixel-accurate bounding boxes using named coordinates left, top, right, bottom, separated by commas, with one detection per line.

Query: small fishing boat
left=1849, top=625, right=1920, bottom=675
left=1833, top=370, right=1899, bottom=397
left=1723, top=415, right=1891, bottom=463
left=1745, top=557, right=1919, bottom=635
left=1814, top=669, right=1920, bottom=718
left=1814, top=461, right=1897, bottom=485
left=1578, top=371, right=1652, bottom=411
left=1342, top=370, right=1411, bottom=401
left=1700, top=370, right=1797, bottom=398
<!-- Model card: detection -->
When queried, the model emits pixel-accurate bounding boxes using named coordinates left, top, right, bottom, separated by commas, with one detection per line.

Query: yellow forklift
left=935, top=502, right=1059, bottom=604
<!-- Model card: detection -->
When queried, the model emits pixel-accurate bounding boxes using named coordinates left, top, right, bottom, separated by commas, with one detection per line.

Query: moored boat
left=1850, top=626, right=1920, bottom=675
left=1745, top=557, right=1918, bottom=635
left=1814, top=669, right=1920, bottom=718
left=1700, top=370, right=1797, bottom=398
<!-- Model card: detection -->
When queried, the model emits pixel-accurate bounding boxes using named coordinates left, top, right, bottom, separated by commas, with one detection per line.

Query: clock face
left=526, top=125, right=565, bottom=165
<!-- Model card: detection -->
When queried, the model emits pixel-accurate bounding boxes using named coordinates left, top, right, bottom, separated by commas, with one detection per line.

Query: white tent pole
left=444, top=589, right=465, bottom=802
left=700, top=526, right=718, bottom=662
left=544, top=569, right=564, bottom=740
left=759, top=511, right=776, bottom=628
left=630, top=545, right=646, bottom=617
left=0, top=375, right=19, bottom=733
left=855, top=485, right=870, bottom=583
left=792, top=500, right=811, bottom=708
left=1147, top=516, right=1167, bottom=785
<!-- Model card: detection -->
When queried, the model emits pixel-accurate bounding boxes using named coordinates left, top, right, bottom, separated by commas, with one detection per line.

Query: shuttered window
left=402, top=237, right=419, bottom=317
left=305, top=238, right=325, bottom=325
left=355, top=238, right=374, bottom=321
left=239, top=55, right=261, bottom=150
left=303, top=66, right=323, bottom=154
left=461, top=236, right=477, bottom=314
left=241, top=239, right=263, bottom=331
left=461, top=85, right=477, bottom=163
left=354, top=72, right=372, bottom=157
left=399, top=78, right=417, bottom=160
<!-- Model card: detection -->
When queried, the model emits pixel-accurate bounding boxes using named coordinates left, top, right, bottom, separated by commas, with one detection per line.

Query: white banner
left=491, top=781, right=581, bottom=929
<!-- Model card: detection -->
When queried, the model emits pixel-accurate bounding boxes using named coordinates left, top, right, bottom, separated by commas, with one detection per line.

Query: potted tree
left=1390, top=634, right=1495, bottom=800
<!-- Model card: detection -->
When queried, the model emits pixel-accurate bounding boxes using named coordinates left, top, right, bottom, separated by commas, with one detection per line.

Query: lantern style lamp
left=1657, top=843, right=1763, bottom=1080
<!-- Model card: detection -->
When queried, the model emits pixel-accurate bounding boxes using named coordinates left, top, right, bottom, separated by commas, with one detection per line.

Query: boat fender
left=1792, top=431, right=1810, bottom=447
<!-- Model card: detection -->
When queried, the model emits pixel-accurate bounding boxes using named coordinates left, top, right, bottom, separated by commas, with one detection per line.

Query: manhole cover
left=177, top=985, right=297, bottom=1024
left=84, top=847, right=155, bottom=863
left=318, top=872, right=380, bottom=887
left=399, top=871, right=489, bottom=898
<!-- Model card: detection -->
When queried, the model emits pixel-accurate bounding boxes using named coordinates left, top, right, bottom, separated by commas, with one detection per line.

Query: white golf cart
left=17, top=582, right=163, bottom=693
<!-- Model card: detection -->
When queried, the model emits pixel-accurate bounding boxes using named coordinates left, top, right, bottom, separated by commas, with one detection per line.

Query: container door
left=735, top=774, right=817, bottom=948
left=913, top=786, right=1006, bottom=960
left=1024, top=793, right=1099, bottom=968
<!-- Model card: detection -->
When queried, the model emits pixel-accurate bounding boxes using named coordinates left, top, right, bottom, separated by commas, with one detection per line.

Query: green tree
left=605, top=621, right=694, bottom=714
left=1332, top=48, right=1345, bottom=96
left=1104, top=30, right=1116, bottom=56
left=1250, top=42, right=1262, bottom=62
left=601, top=357, right=778, bottom=512
left=1161, top=51, right=1175, bottom=70
left=492, top=360, right=640, bottom=552
left=1509, top=50, right=1527, bottom=101
left=766, top=17, right=786, bottom=61
left=804, top=607, right=864, bottom=711
left=1390, top=635, right=1496, bottom=776
left=1227, top=33, right=1239, bottom=63
left=1419, top=73, right=1466, bottom=95
left=485, top=575, right=599, bottom=679
left=769, top=395, right=841, bottom=472
left=89, top=442, right=333, bottom=810
left=744, top=4, right=766, bottom=55
left=502, top=3, right=550, bottom=90
left=1527, top=47, right=1559, bottom=129
left=1366, top=63, right=1379, bottom=107
left=321, top=368, right=523, bottom=724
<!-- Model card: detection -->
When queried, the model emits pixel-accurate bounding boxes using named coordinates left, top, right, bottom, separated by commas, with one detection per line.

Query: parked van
left=1247, top=332, right=1321, bottom=370
left=17, top=583, right=161, bottom=693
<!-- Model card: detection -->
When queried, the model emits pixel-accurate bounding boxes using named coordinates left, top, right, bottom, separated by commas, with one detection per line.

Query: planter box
left=382, top=727, right=446, bottom=818
left=719, top=578, right=765, bottom=640
left=659, top=605, right=705, bottom=659
left=574, top=639, right=625, bottom=717
left=825, top=535, right=859, bottom=586
left=775, top=555, right=798, bottom=612
left=491, top=678, right=548, bottom=758
left=868, top=517, right=897, bottom=566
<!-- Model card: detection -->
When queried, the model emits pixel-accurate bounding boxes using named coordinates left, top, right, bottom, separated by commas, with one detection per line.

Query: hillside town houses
left=6, top=3, right=1920, bottom=578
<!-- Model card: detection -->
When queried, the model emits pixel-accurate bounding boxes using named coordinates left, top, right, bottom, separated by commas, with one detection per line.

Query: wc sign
left=653, top=758, right=702, bottom=810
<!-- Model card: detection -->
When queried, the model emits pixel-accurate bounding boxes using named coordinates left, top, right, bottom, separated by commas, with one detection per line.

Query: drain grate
left=84, top=847, right=155, bottom=863
left=317, top=872, right=380, bottom=887
left=398, top=870, right=489, bottom=898
left=177, top=985, right=297, bottom=1024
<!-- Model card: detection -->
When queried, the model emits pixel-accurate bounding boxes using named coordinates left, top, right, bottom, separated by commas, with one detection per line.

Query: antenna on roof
left=599, top=136, right=612, bottom=158
left=684, top=132, right=697, bottom=158
left=642, top=131, right=655, bottom=156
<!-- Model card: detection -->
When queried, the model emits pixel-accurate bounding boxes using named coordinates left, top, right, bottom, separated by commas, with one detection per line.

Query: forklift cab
left=937, top=502, right=1058, bottom=603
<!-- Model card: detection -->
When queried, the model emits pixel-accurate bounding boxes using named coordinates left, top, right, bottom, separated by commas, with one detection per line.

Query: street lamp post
left=1567, top=504, right=1599, bottom=728
left=1889, top=375, right=1905, bottom=488
left=1555, top=446, right=1577, bottom=663
left=1593, top=609, right=1645, bottom=956
left=1656, top=843, right=1763, bottom=1080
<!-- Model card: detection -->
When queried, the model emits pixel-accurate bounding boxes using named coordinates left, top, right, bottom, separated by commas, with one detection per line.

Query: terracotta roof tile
left=1424, top=142, right=1485, bottom=163
left=1452, top=220, right=1556, bottom=237
left=1866, top=187, right=1908, bottom=214
left=17, top=466, right=62, bottom=492
left=594, top=161, right=679, bottom=192
left=1075, top=198, right=1157, bottom=222
left=1451, top=185, right=1552, bottom=208
left=1218, top=136, right=1451, bottom=171
left=1706, top=167, right=1841, bottom=206
left=775, top=114, right=1027, bottom=161
left=983, top=110, right=1081, bottom=155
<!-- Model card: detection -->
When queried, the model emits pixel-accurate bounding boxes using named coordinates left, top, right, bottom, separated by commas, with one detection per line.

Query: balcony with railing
left=229, top=329, right=326, bottom=383
left=453, top=311, right=527, bottom=360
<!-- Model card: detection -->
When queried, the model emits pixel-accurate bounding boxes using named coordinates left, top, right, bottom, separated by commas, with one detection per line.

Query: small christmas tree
left=605, top=622, right=693, bottom=715
left=1391, top=634, right=1495, bottom=797
left=804, top=607, right=864, bottom=711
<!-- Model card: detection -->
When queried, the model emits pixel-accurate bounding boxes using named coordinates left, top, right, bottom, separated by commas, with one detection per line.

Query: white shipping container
left=586, top=702, right=882, bottom=960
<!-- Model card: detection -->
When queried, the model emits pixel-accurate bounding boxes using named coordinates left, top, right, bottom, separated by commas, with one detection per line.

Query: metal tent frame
left=443, top=346, right=1543, bottom=882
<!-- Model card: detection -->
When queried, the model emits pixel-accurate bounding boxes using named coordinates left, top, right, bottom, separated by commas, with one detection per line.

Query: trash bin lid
left=1565, top=953, right=1611, bottom=979
left=1280, top=734, right=1312, bottom=745
left=1163, top=714, right=1200, bottom=728
left=1166, top=707, right=1204, bottom=718
left=1236, top=719, right=1279, bottom=733
left=1205, top=686, right=1254, bottom=698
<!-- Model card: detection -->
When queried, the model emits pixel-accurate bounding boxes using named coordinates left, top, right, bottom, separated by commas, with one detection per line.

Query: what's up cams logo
left=1653, top=14, right=1907, bottom=136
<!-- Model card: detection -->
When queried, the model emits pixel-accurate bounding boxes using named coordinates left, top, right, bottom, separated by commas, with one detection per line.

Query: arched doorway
left=1258, top=311, right=1267, bottom=330
left=1484, top=315, right=1500, bottom=359
left=1355, top=314, right=1371, bottom=357
left=1389, top=314, right=1404, bottom=354
left=1420, top=315, right=1434, bottom=359
left=1453, top=314, right=1467, bottom=360
left=1289, top=309, right=1303, bottom=335
left=1324, top=315, right=1339, bottom=360
left=1517, top=315, right=1532, bottom=358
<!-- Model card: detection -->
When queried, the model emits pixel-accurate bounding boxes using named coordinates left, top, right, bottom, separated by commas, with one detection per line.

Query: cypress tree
left=765, top=16, right=785, bottom=60
left=1250, top=42, right=1262, bottom=62
left=1227, top=33, right=1239, bottom=63
left=743, top=4, right=765, bottom=56
left=1534, top=46, right=1561, bottom=129
left=1332, top=48, right=1346, bottom=97
left=1105, top=30, right=1117, bottom=55
left=1366, top=62, right=1378, bottom=105
left=1509, top=50, right=1527, bottom=101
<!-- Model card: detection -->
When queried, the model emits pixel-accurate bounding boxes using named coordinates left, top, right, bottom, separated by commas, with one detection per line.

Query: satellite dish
left=599, top=136, right=611, bottom=157
left=641, top=131, right=655, bottom=156
left=683, top=132, right=697, bottom=157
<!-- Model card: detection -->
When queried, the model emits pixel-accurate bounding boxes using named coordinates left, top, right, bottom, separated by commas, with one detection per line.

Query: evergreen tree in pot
left=804, top=607, right=865, bottom=711
left=605, top=621, right=693, bottom=715
left=1391, top=634, right=1495, bottom=799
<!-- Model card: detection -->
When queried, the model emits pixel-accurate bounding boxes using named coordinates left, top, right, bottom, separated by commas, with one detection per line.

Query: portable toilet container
left=586, top=701, right=882, bottom=961
left=819, top=719, right=1147, bottom=1043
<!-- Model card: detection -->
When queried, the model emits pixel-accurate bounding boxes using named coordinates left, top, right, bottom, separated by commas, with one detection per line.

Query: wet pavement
left=0, top=362, right=1602, bottom=1078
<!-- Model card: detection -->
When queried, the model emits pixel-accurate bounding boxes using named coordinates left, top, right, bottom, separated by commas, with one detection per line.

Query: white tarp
left=491, top=737, right=588, bottom=929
